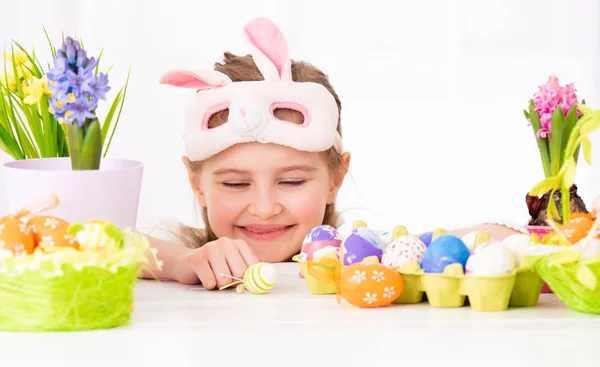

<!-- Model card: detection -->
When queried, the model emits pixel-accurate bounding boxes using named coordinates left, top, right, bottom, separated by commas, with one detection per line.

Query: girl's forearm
left=139, top=236, right=200, bottom=284
left=444, top=223, right=521, bottom=241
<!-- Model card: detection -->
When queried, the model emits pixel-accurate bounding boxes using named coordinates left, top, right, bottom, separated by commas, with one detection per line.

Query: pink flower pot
left=2, top=158, right=143, bottom=229
left=525, top=225, right=554, bottom=294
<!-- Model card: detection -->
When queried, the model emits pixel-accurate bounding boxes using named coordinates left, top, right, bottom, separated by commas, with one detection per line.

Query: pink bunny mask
left=159, top=17, right=344, bottom=161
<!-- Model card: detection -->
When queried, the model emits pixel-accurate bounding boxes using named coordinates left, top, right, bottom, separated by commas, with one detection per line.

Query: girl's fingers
left=209, top=247, right=235, bottom=289
left=234, top=239, right=259, bottom=267
left=191, top=256, right=217, bottom=290
left=223, top=243, right=248, bottom=280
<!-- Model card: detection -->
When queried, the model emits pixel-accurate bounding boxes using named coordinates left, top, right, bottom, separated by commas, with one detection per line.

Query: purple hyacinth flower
left=67, top=97, right=97, bottom=127
left=91, top=73, right=110, bottom=100
left=67, top=68, right=94, bottom=95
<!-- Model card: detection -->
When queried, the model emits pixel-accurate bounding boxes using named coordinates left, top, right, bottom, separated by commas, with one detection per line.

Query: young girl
left=142, top=17, right=522, bottom=289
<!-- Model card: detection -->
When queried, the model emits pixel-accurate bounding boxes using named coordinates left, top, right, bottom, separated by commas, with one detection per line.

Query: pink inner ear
left=244, top=18, right=288, bottom=78
left=160, top=70, right=220, bottom=89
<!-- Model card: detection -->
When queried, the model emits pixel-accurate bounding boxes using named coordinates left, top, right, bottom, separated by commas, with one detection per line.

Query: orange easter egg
left=27, top=215, right=79, bottom=250
left=559, top=215, right=595, bottom=244
left=339, top=262, right=404, bottom=308
left=0, top=215, right=36, bottom=257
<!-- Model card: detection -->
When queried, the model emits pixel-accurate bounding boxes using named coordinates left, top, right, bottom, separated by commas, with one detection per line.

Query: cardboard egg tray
left=296, top=259, right=545, bottom=312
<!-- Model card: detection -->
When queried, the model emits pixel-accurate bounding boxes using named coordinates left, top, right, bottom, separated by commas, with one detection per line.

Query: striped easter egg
left=69, top=220, right=124, bottom=251
left=243, top=262, right=277, bottom=294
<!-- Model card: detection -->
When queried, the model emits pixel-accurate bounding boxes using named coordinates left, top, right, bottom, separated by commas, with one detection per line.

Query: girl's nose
left=239, top=108, right=246, bottom=117
left=248, top=189, right=283, bottom=219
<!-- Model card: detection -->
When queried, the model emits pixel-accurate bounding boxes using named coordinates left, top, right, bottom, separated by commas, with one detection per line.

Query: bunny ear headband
left=159, top=17, right=343, bottom=161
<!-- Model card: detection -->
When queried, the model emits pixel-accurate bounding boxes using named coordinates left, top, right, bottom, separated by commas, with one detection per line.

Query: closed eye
left=280, top=180, right=305, bottom=186
left=222, top=182, right=249, bottom=188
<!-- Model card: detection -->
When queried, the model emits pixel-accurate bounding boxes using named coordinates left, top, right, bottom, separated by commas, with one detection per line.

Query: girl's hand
left=179, top=237, right=259, bottom=290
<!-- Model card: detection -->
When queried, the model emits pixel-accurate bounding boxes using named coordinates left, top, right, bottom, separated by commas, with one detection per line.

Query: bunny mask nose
left=230, top=106, right=265, bottom=137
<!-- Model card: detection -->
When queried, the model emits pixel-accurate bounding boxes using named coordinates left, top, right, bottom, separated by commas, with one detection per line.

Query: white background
left=1, top=0, right=599, bottom=234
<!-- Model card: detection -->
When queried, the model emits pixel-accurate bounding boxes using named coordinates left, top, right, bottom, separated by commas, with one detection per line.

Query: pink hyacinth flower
left=532, top=76, right=579, bottom=138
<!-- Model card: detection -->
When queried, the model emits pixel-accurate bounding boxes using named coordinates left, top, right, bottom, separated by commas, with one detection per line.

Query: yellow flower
left=23, top=76, right=53, bottom=105
left=0, top=73, right=17, bottom=91
left=3, top=50, right=29, bottom=65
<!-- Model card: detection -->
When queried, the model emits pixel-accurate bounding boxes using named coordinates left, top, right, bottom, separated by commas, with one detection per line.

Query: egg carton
left=296, top=257, right=544, bottom=311
left=391, top=263, right=544, bottom=311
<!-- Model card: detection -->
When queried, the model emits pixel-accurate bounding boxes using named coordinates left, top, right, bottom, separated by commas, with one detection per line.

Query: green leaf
left=39, top=96, right=56, bottom=157
left=529, top=101, right=552, bottom=178
left=562, top=106, right=578, bottom=156
left=12, top=41, right=42, bottom=78
left=582, top=136, right=592, bottom=165
left=580, top=111, right=600, bottom=135
left=562, top=157, right=577, bottom=189
left=529, top=177, right=559, bottom=196
left=95, top=48, right=104, bottom=75
left=69, top=124, right=85, bottom=169
left=524, top=109, right=530, bottom=120
left=547, top=196, right=560, bottom=222
left=0, top=122, right=24, bottom=159
left=80, top=119, right=102, bottom=170
left=103, top=68, right=130, bottom=157
left=100, top=88, right=123, bottom=142
left=549, top=106, right=564, bottom=175
left=43, top=26, right=56, bottom=58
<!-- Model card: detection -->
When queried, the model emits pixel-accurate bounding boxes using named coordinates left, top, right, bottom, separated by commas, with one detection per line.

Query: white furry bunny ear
left=243, top=17, right=292, bottom=81
left=159, top=69, right=232, bottom=89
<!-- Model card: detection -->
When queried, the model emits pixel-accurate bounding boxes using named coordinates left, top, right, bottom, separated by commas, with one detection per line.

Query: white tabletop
left=0, top=263, right=597, bottom=367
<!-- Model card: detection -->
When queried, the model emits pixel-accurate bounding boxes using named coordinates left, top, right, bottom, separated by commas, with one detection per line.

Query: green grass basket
left=535, top=250, right=600, bottom=314
left=0, top=229, right=156, bottom=331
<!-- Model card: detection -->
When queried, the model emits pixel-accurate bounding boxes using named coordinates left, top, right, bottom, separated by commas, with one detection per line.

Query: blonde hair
left=177, top=52, right=346, bottom=249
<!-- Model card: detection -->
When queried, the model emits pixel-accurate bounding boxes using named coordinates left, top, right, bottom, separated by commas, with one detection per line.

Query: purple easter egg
left=421, top=234, right=469, bottom=273
left=419, top=231, right=433, bottom=246
left=303, top=225, right=342, bottom=245
left=341, top=228, right=383, bottom=266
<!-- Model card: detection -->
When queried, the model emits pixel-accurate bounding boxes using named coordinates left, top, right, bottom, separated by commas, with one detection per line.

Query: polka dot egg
left=381, top=235, right=427, bottom=270
left=0, top=215, right=35, bottom=258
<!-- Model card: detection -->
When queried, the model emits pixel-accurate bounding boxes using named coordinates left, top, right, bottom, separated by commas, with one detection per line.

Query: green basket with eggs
left=0, top=198, right=160, bottom=331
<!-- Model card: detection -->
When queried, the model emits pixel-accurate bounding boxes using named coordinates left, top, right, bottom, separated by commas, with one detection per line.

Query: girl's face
left=185, top=142, right=349, bottom=262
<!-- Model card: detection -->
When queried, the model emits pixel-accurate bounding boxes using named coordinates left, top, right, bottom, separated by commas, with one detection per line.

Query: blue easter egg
left=419, top=231, right=433, bottom=246
left=341, top=228, right=383, bottom=265
left=303, top=225, right=342, bottom=245
left=421, top=234, right=470, bottom=273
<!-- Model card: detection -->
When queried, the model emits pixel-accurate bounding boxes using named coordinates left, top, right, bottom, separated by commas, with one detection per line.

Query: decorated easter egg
left=421, top=235, right=470, bottom=273
left=376, top=230, right=393, bottom=249
left=300, top=225, right=342, bottom=261
left=243, top=262, right=277, bottom=294
left=27, top=215, right=79, bottom=250
left=419, top=231, right=433, bottom=246
left=558, top=214, right=595, bottom=244
left=68, top=220, right=124, bottom=251
left=0, top=215, right=35, bottom=258
left=502, top=233, right=533, bottom=265
left=381, top=235, right=427, bottom=269
left=303, top=225, right=343, bottom=244
left=339, top=262, right=404, bottom=308
left=341, top=228, right=383, bottom=266
left=465, top=241, right=516, bottom=276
